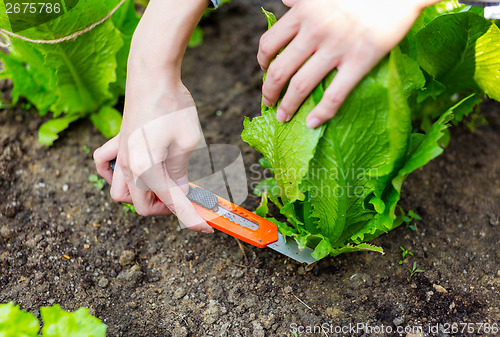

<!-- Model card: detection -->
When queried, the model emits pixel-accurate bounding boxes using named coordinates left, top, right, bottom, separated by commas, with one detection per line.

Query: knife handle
left=189, top=183, right=279, bottom=248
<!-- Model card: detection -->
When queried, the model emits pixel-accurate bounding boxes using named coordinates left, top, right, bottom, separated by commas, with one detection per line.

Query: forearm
left=129, top=0, right=209, bottom=75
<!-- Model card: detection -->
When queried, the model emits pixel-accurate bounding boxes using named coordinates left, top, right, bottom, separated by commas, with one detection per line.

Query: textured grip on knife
left=189, top=183, right=279, bottom=248
left=186, top=186, right=218, bottom=209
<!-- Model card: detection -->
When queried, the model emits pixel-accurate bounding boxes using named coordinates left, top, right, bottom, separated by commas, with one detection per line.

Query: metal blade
left=267, top=233, right=317, bottom=265
left=214, top=207, right=317, bottom=264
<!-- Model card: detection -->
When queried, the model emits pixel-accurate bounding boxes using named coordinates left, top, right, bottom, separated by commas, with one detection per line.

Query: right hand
left=94, top=68, right=213, bottom=234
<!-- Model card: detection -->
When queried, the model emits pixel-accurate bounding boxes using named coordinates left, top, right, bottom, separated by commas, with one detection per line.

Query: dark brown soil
left=1, top=1, right=499, bottom=336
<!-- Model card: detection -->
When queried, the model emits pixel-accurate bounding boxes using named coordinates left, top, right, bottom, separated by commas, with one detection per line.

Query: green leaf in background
left=0, top=40, right=58, bottom=115
left=416, top=12, right=500, bottom=100
left=90, top=106, right=122, bottom=139
left=0, top=0, right=228, bottom=144
left=41, top=305, right=106, bottom=337
left=188, top=26, right=204, bottom=48
left=393, top=46, right=426, bottom=97
left=43, top=21, right=123, bottom=115
left=0, top=302, right=39, bottom=337
left=38, top=114, right=79, bottom=146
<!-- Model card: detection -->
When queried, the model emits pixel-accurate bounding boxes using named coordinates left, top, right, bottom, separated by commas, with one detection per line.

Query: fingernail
left=261, top=66, right=266, bottom=72
left=306, top=117, right=321, bottom=129
left=262, top=96, right=271, bottom=107
left=201, top=228, right=214, bottom=234
left=276, top=109, right=288, bottom=122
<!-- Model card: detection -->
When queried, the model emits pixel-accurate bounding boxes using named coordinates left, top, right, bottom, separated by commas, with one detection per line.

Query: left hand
left=257, top=0, right=428, bottom=128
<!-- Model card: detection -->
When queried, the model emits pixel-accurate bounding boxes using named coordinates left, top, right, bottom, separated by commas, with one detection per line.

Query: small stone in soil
left=283, top=286, right=292, bottom=294
left=489, top=216, right=499, bottom=226
left=202, top=300, right=221, bottom=324
left=231, top=268, right=245, bottom=279
left=252, top=321, right=265, bottom=337
left=393, top=316, right=405, bottom=326
left=117, top=265, right=143, bottom=286
left=349, top=273, right=373, bottom=288
left=98, top=277, right=109, bottom=288
left=172, top=326, right=188, bottom=337
left=119, top=250, right=135, bottom=266
left=173, top=287, right=187, bottom=300
left=0, top=226, right=13, bottom=239
left=433, top=284, right=448, bottom=293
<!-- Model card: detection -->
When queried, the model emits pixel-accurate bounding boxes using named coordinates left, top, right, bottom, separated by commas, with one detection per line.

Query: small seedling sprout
left=88, top=174, right=105, bottom=190
left=408, top=261, right=425, bottom=281
left=399, top=246, right=414, bottom=264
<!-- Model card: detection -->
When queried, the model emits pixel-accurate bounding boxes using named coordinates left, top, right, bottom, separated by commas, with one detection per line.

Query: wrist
left=127, top=46, right=181, bottom=78
left=413, top=0, right=442, bottom=10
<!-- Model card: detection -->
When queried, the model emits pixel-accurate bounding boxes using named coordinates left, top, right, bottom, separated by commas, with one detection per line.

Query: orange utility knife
left=109, top=160, right=316, bottom=264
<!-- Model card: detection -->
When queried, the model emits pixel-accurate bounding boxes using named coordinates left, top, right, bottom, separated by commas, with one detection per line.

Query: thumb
left=282, top=0, right=299, bottom=7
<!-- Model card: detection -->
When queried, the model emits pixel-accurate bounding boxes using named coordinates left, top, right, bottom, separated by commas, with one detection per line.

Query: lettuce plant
left=243, top=3, right=500, bottom=260
left=0, top=0, right=230, bottom=146
left=0, top=0, right=139, bottom=146
left=0, top=302, right=106, bottom=337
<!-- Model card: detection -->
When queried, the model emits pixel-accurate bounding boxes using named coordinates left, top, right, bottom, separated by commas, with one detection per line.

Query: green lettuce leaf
left=42, top=20, right=122, bottom=115
left=242, top=95, right=326, bottom=204
left=0, top=40, right=58, bottom=115
left=41, top=305, right=106, bottom=337
left=303, top=52, right=410, bottom=243
left=416, top=12, right=500, bottom=100
left=89, top=105, right=122, bottom=139
left=39, top=114, right=79, bottom=146
left=0, top=302, right=39, bottom=337
left=0, top=303, right=106, bottom=337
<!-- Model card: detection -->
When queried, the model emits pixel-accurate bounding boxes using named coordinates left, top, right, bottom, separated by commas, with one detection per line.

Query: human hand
left=258, top=0, right=432, bottom=128
left=94, top=69, right=213, bottom=234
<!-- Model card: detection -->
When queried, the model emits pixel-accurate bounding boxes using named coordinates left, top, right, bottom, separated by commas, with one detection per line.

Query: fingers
left=257, top=12, right=299, bottom=71
left=147, top=165, right=213, bottom=234
left=126, top=158, right=212, bottom=233
left=306, top=61, right=369, bottom=129
left=126, top=180, right=172, bottom=217
left=262, top=32, right=315, bottom=113
left=109, top=163, right=133, bottom=204
left=94, top=136, right=119, bottom=184
left=276, top=51, right=340, bottom=123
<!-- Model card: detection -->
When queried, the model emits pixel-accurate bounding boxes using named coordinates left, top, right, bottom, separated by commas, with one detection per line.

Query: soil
left=1, top=1, right=499, bottom=336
